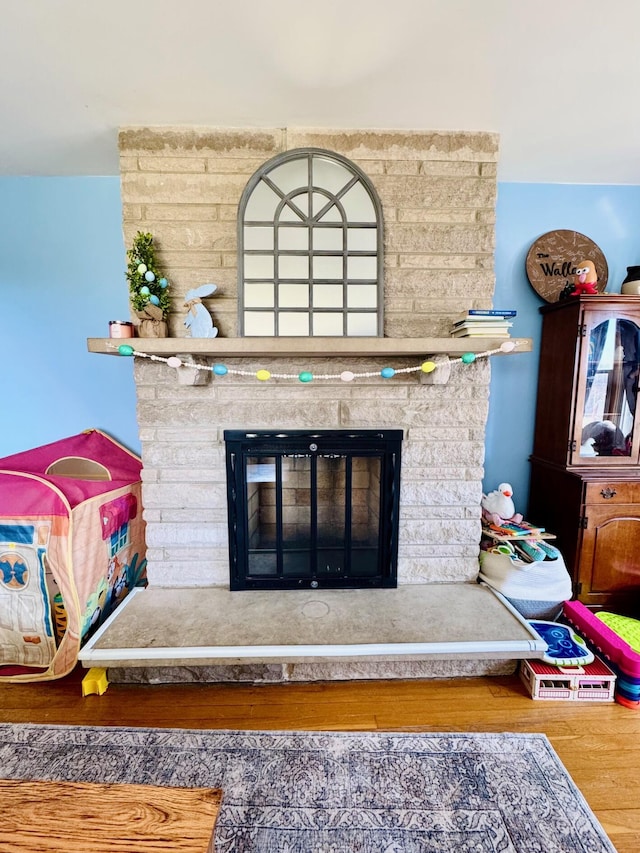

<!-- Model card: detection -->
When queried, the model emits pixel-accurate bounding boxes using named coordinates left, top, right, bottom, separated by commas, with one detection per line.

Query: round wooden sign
left=525, top=230, right=608, bottom=302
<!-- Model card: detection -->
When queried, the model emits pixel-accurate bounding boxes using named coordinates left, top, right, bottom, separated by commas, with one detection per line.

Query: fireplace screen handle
left=309, top=443, right=318, bottom=451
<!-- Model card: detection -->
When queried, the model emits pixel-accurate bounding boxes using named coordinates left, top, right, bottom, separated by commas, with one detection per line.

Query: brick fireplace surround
left=84, top=127, right=541, bottom=683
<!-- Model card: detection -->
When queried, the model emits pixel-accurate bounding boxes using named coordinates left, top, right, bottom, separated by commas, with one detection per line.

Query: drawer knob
left=600, top=487, right=617, bottom=499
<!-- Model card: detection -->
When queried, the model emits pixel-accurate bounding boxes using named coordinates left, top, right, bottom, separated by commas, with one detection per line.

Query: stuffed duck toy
left=481, top=483, right=523, bottom=526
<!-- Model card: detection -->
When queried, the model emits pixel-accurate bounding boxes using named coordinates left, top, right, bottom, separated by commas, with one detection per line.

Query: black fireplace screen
left=224, top=430, right=402, bottom=590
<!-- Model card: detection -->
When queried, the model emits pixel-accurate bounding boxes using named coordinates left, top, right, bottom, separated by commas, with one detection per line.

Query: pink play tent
left=0, top=429, right=146, bottom=681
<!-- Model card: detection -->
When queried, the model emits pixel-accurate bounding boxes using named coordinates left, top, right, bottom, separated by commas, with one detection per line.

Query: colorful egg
left=461, top=352, right=476, bottom=364
left=158, top=278, right=168, bottom=288
left=340, top=371, right=355, bottom=382
left=149, top=295, right=160, bottom=306
left=421, top=361, right=436, bottom=373
left=167, top=357, right=182, bottom=368
left=118, top=344, right=134, bottom=356
left=137, top=263, right=147, bottom=274
left=213, top=364, right=228, bottom=376
left=144, top=270, right=156, bottom=282
left=380, top=367, right=395, bottom=379
left=140, top=285, right=150, bottom=296
left=298, top=371, right=313, bottom=383
left=256, top=369, right=271, bottom=381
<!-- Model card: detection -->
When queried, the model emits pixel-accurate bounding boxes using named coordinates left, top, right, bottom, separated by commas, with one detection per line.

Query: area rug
left=0, top=724, right=614, bottom=852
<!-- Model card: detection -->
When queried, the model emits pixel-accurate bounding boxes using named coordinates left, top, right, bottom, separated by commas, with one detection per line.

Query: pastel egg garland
left=110, top=340, right=521, bottom=382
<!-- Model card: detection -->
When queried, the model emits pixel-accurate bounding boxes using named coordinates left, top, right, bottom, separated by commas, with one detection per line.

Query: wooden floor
left=2, top=666, right=638, bottom=852
left=0, top=778, right=222, bottom=852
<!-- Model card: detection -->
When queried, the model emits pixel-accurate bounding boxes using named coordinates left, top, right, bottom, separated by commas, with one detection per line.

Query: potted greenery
left=126, top=232, right=171, bottom=337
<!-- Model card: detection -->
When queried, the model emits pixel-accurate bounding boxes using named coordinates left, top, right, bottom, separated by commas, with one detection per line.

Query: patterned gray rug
left=0, top=724, right=614, bottom=852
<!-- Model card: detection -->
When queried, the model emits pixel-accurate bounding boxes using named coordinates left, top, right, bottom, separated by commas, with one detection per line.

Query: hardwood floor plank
left=597, top=808, right=640, bottom=832
left=0, top=779, right=221, bottom=852
left=602, top=836, right=639, bottom=853
left=594, top=809, right=640, bottom=853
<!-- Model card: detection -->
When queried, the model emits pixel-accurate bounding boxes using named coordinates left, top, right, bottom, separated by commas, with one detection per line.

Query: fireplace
left=117, top=126, right=499, bottom=593
left=78, top=128, right=532, bottom=683
left=225, top=430, right=402, bottom=590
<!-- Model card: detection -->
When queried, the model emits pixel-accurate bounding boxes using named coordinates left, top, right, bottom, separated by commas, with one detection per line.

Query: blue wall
left=0, top=178, right=139, bottom=457
left=486, top=183, right=640, bottom=514
left=2, top=177, right=640, bottom=517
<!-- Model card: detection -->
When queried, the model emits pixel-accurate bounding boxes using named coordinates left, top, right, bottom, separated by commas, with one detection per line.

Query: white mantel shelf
left=87, top=336, right=533, bottom=358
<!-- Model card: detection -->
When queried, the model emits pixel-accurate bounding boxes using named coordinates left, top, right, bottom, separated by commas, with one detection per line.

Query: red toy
left=570, top=259, right=599, bottom=296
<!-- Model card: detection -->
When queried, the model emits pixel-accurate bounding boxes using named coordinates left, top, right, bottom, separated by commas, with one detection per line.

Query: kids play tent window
left=0, top=429, right=146, bottom=681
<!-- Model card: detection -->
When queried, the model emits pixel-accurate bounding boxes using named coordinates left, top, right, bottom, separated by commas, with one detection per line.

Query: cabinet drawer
left=584, top=481, right=640, bottom=504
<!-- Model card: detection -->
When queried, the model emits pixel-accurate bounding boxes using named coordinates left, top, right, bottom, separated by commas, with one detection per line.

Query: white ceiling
left=3, top=0, right=640, bottom=183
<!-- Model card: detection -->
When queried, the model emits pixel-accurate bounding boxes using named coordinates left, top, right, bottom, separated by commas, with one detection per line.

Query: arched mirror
left=238, top=148, right=384, bottom=337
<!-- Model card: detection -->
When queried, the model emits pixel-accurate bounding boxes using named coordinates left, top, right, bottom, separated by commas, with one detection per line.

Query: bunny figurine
left=184, top=284, right=219, bottom=338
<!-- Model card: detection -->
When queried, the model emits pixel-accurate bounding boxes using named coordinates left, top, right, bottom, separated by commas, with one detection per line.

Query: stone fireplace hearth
left=82, top=127, right=540, bottom=682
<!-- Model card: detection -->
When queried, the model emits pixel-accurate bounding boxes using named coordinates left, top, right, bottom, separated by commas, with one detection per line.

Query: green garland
left=126, top=232, right=171, bottom=317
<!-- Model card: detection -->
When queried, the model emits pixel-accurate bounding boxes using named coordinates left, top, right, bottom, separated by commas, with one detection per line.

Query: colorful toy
left=596, top=612, right=640, bottom=653
left=81, top=666, right=109, bottom=696
left=481, top=482, right=523, bottom=526
left=487, top=519, right=545, bottom=538
left=564, top=600, right=640, bottom=708
left=529, top=620, right=595, bottom=666
left=570, top=259, right=599, bottom=296
left=481, top=485, right=562, bottom=571
left=520, top=656, right=616, bottom=701
left=514, top=539, right=547, bottom=562
left=0, top=430, right=147, bottom=682
left=534, top=540, right=561, bottom=559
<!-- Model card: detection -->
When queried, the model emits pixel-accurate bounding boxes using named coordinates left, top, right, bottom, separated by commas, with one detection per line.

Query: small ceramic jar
left=621, top=266, right=640, bottom=295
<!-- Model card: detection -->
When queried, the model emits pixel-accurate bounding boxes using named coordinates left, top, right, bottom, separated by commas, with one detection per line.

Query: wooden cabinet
left=528, top=295, right=640, bottom=610
left=529, top=463, right=640, bottom=611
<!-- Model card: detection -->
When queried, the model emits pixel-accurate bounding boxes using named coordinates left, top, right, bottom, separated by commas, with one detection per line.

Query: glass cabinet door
left=577, top=314, right=640, bottom=462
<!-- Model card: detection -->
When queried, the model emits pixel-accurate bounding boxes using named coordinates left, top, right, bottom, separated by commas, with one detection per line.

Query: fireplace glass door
left=225, top=430, right=402, bottom=590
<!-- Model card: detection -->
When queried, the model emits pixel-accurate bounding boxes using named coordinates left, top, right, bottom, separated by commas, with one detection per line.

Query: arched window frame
left=237, top=148, right=384, bottom=337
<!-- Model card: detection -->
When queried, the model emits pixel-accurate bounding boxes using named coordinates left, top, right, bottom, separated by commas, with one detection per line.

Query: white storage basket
left=479, top=549, right=573, bottom=621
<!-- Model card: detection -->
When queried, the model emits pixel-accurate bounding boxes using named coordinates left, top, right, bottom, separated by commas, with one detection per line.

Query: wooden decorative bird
left=481, top=482, right=523, bottom=526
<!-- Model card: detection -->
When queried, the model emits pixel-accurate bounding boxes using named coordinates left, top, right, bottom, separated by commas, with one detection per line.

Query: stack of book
left=449, top=309, right=516, bottom=338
